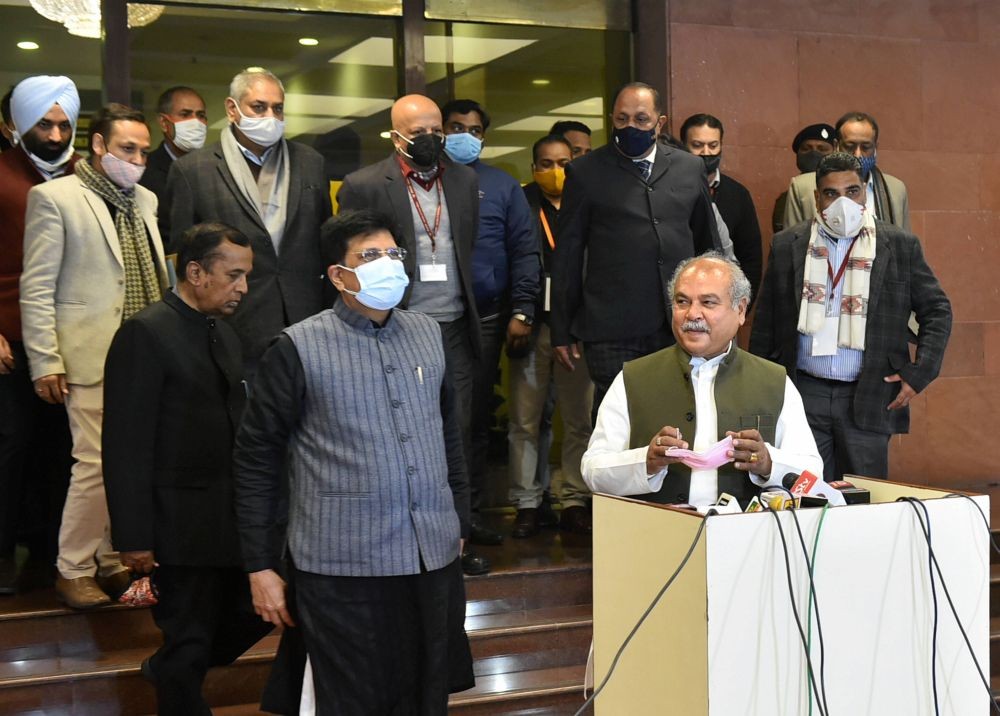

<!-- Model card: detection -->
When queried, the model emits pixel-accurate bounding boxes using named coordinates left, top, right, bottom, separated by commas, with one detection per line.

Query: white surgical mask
left=101, top=151, right=145, bottom=190
left=171, top=118, right=207, bottom=152
left=818, top=196, right=865, bottom=239
left=229, top=99, right=285, bottom=147
left=337, top=256, right=409, bottom=311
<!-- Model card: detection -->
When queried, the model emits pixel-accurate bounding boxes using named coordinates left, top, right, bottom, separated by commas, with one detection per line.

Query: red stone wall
left=668, top=0, right=1000, bottom=487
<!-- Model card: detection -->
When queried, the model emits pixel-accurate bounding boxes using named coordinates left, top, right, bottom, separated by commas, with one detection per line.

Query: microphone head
left=781, top=473, right=800, bottom=489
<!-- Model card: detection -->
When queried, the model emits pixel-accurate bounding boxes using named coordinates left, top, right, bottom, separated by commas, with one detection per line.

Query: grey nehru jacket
left=405, top=180, right=464, bottom=321
left=233, top=299, right=470, bottom=578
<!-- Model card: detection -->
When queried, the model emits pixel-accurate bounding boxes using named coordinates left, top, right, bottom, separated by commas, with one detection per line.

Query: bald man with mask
left=338, top=94, right=489, bottom=575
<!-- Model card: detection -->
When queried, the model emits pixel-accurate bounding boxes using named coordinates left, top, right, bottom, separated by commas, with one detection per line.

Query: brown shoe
left=96, top=570, right=132, bottom=600
left=559, top=506, right=592, bottom=535
left=511, top=508, right=540, bottom=539
left=56, top=576, right=112, bottom=609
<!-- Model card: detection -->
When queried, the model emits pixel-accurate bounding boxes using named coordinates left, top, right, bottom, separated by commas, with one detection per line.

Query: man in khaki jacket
left=20, top=103, right=168, bottom=609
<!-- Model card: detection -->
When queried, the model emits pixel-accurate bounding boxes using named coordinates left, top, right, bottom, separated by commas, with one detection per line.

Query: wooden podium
left=591, top=479, right=991, bottom=715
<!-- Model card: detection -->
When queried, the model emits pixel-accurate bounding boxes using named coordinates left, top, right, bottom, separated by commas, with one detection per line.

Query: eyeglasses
left=356, top=247, right=407, bottom=262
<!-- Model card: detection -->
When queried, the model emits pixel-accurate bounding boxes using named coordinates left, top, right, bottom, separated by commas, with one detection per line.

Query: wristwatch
left=512, top=313, right=533, bottom=326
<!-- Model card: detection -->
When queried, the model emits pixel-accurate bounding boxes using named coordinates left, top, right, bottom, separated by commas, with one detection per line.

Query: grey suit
left=750, top=220, right=951, bottom=479
left=162, top=138, right=331, bottom=367
left=783, top=169, right=910, bottom=232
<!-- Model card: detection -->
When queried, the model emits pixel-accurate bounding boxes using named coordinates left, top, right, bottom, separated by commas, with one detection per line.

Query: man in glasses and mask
left=162, top=67, right=330, bottom=379
left=550, top=82, right=720, bottom=423
left=338, top=94, right=487, bottom=575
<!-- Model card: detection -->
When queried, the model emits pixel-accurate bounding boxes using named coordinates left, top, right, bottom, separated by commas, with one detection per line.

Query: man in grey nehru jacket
left=234, top=209, right=473, bottom=713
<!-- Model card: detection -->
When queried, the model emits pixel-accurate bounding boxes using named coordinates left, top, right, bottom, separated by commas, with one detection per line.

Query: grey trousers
left=508, top=323, right=594, bottom=509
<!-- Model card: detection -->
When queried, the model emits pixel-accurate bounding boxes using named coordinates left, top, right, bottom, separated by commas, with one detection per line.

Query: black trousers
left=438, top=316, right=477, bottom=506
left=584, top=326, right=674, bottom=425
left=294, top=557, right=474, bottom=716
left=796, top=372, right=891, bottom=482
left=0, top=341, right=71, bottom=561
left=149, top=565, right=273, bottom=716
left=469, top=313, right=506, bottom=511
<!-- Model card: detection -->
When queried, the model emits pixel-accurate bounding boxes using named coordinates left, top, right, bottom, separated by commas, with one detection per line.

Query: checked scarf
left=76, top=159, right=161, bottom=320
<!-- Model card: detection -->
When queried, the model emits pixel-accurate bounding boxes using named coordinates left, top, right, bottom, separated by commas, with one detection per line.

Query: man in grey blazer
left=337, top=94, right=491, bottom=575
left=751, top=153, right=951, bottom=482
left=234, top=210, right=473, bottom=714
left=163, top=67, right=330, bottom=374
left=20, top=104, right=169, bottom=608
left=783, top=111, right=910, bottom=232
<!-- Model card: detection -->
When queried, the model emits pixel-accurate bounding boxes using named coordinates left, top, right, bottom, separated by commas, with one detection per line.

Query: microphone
left=781, top=471, right=847, bottom=507
left=828, top=479, right=871, bottom=505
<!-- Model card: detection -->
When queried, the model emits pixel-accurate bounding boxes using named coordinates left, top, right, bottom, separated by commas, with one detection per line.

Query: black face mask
left=702, top=153, right=722, bottom=175
left=612, top=126, right=658, bottom=159
left=399, top=132, right=444, bottom=168
left=796, top=150, right=824, bottom=174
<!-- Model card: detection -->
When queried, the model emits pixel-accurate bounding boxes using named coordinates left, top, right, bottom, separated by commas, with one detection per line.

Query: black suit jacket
left=138, top=142, right=173, bottom=208
left=749, top=220, right=952, bottom=435
left=162, top=137, right=331, bottom=366
left=550, top=143, right=720, bottom=346
left=336, top=154, right=482, bottom=356
left=102, top=291, right=246, bottom=566
left=714, top=173, right=762, bottom=302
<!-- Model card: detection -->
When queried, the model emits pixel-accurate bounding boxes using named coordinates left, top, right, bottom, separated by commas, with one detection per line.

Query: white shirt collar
left=688, top=341, right=733, bottom=371
left=708, top=169, right=721, bottom=188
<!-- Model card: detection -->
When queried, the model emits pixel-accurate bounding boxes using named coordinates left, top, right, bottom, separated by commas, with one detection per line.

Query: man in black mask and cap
left=550, top=82, right=720, bottom=423
left=772, top=122, right=836, bottom=233
left=337, top=94, right=489, bottom=576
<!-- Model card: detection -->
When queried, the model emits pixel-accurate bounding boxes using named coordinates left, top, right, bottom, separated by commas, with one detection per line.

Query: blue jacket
left=468, top=160, right=540, bottom=319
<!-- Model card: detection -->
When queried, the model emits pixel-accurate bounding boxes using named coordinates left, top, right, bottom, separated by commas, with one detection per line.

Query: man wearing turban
left=0, top=75, right=81, bottom=595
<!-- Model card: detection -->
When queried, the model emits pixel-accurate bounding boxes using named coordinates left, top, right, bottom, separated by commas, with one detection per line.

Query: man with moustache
left=337, top=94, right=487, bottom=575
left=582, top=254, right=821, bottom=508
left=163, top=67, right=329, bottom=376
left=140, top=86, right=208, bottom=205
left=508, top=134, right=595, bottom=537
left=103, top=222, right=270, bottom=715
left=550, top=82, right=720, bottom=421
left=20, top=103, right=169, bottom=608
left=0, top=75, right=80, bottom=593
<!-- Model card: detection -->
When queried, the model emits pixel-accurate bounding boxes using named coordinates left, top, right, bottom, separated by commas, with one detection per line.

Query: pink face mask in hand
left=666, top=435, right=734, bottom=470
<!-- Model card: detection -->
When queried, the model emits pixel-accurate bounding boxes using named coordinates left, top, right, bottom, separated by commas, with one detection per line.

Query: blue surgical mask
left=337, top=256, right=409, bottom=310
left=443, top=132, right=482, bottom=165
left=858, top=151, right=877, bottom=179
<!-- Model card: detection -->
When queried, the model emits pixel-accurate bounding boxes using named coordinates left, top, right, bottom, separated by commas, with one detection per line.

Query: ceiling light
left=379, top=131, right=392, bottom=139
left=28, top=0, right=163, bottom=38
left=299, top=38, right=318, bottom=46
left=531, top=79, right=550, bottom=86
left=17, top=41, right=40, bottom=50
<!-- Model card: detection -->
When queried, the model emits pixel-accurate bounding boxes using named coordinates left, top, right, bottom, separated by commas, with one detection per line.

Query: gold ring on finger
left=749, top=452, right=759, bottom=463
left=655, top=437, right=662, bottom=447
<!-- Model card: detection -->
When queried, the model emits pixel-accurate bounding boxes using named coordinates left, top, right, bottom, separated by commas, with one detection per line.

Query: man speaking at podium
left=582, top=254, right=822, bottom=508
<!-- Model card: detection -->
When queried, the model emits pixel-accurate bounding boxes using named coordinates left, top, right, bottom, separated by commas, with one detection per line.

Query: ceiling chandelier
left=28, top=0, right=164, bottom=39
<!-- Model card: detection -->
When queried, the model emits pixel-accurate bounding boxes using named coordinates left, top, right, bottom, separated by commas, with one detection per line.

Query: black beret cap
left=792, top=123, right=836, bottom=152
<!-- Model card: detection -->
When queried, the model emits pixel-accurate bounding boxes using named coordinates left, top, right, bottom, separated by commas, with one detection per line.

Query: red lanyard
left=404, top=176, right=443, bottom=253
left=827, top=236, right=860, bottom=290
left=539, top=208, right=555, bottom=250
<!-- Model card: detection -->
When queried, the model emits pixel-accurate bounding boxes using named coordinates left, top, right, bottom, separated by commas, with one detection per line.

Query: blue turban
left=10, top=75, right=81, bottom=142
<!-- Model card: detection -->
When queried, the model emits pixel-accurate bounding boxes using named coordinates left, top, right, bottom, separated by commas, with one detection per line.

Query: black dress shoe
left=0, top=557, right=17, bottom=596
left=461, top=549, right=490, bottom=576
left=559, top=505, right=593, bottom=535
left=469, top=517, right=504, bottom=546
left=511, top=508, right=540, bottom=539
left=537, top=499, right=559, bottom=529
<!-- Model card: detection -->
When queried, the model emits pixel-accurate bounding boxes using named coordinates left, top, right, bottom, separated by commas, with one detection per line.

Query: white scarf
left=796, top=211, right=877, bottom=351
left=221, top=126, right=290, bottom=253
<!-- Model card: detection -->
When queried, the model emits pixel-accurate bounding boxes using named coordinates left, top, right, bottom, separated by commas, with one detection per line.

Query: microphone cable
left=573, top=514, right=707, bottom=716
left=765, top=502, right=829, bottom=716
left=897, top=496, right=1000, bottom=716
left=944, top=492, right=1000, bottom=555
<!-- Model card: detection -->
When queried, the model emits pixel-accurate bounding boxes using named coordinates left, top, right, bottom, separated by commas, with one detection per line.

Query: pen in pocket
left=417, top=366, right=423, bottom=385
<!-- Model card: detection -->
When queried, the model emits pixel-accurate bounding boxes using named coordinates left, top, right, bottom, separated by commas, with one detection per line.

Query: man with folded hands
left=582, top=254, right=822, bottom=508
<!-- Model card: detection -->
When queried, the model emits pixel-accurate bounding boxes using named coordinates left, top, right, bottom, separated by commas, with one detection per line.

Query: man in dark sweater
left=680, top=113, right=762, bottom=303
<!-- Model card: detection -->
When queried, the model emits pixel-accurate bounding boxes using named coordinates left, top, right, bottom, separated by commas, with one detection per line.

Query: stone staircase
left=0, top=512, right=593, bottom=715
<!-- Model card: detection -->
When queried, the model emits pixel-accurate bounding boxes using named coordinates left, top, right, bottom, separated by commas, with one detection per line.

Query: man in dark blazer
left=750, top=152, right=952, bottom=482
left=550, top=82, right=720, bottom=419
left=139, top=86, right=207, bottom=208
left=102, top=223, right=271, bottom=715
left=337, top=94, right=489, bottom=575
left=163, top=68, right=330, bottom=375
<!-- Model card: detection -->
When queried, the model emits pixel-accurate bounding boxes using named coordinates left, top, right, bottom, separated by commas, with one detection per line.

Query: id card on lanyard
left=407, top=175, right=448, bottom=282
left=539, top=208, right=555, bottom=311
left=812, top=236, right=859, bottom=357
